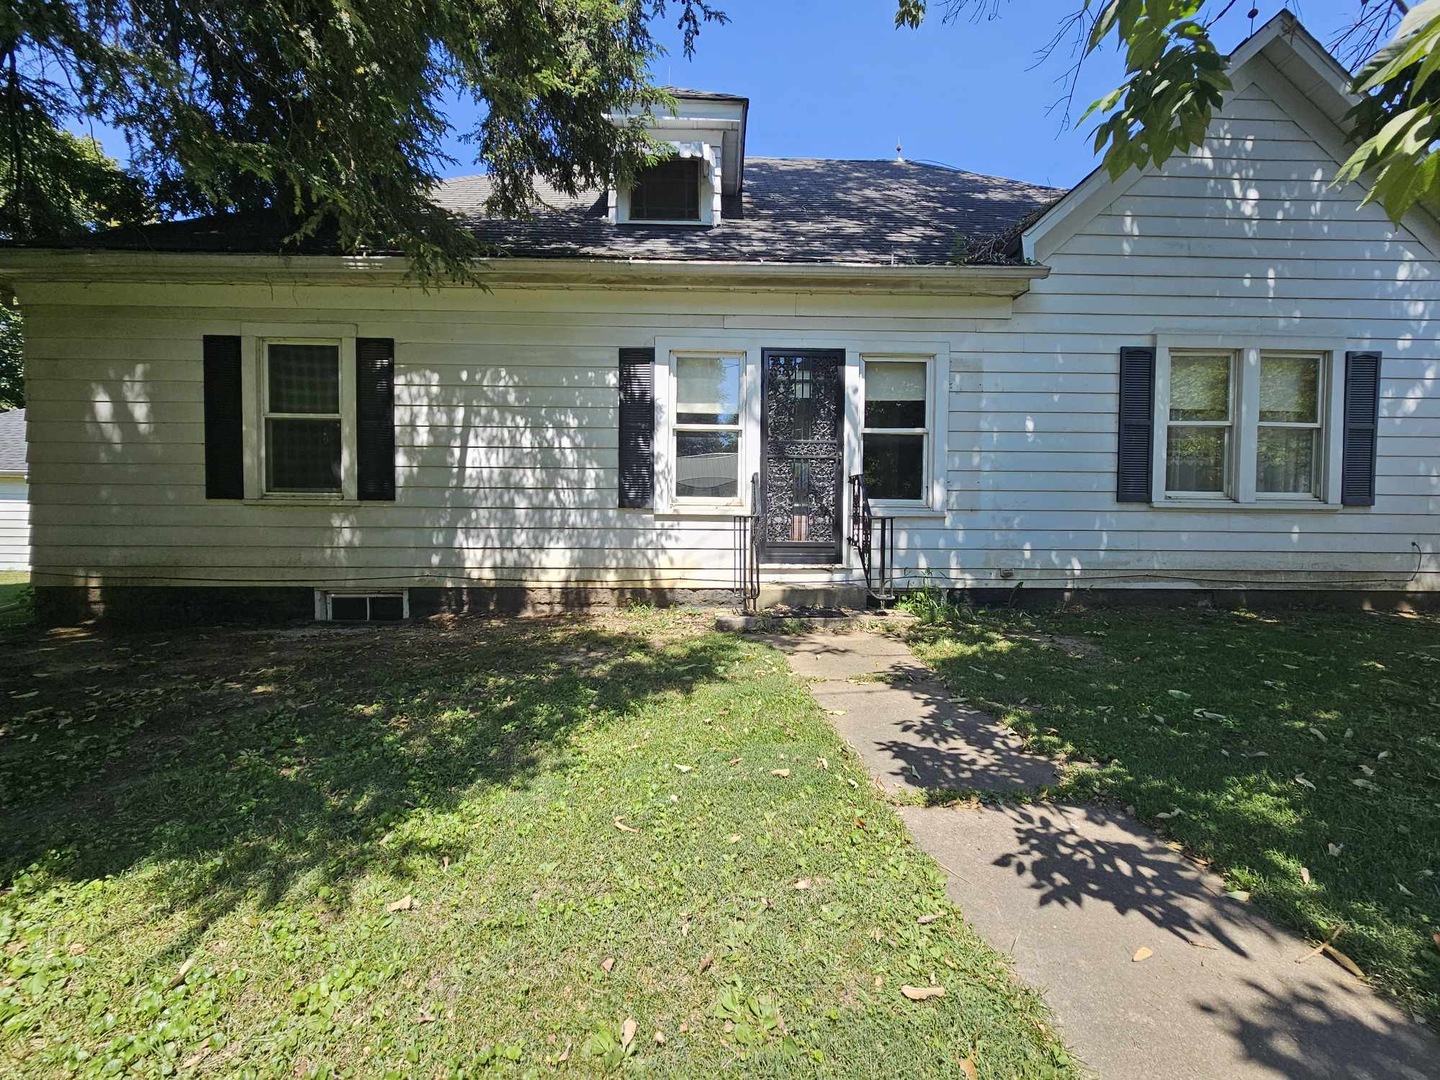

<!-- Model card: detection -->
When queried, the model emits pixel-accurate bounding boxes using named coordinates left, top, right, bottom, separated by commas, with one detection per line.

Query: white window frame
left=858, top=348, right=949, bottom=515
left=652, top=341, right=755, bottom=515
left=612, top=142, right=722, bottom=227
left=1161, top=349, right=1238, bottom=501
left=1153, top=335, right=1346, bottom=509
left=238, top=324, right=359, bottom=503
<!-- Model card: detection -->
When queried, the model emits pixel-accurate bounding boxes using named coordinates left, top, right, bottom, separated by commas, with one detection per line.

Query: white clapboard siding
left=15, top=57, right=1440, bottom=595
left=0, top=477, right=29, bottom=571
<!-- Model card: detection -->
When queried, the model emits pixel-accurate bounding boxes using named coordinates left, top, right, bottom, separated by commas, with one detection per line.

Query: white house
left=0, top=408, right=28, bottom=571
left=0, top=13, right=1436, bottom=623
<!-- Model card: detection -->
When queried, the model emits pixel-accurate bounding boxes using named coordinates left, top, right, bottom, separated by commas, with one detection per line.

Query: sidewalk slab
left=769, top=629, right=1440, bottom=1080
left=771, top=631, right=1058, bottom=793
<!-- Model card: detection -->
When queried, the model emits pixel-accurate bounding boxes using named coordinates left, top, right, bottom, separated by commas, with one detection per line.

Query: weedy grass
left=905, top=602, right=1440, bottom=1022
left=0, top=571, right=30, bottom=632
left=0, top=612, right=1076, bottom=1078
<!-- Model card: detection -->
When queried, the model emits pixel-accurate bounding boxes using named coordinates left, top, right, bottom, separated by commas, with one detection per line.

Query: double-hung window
left=862, top=359, right=929, bottom=503
left=1165, top=351, right=1234, bottom=497
left=263, top=341, right=344, bottom=495
left=1256, top=353, right=1323, bottom=497
left=1158, top=343, right=1335, bottom=505
left=673, top=353, right=742, bottom=501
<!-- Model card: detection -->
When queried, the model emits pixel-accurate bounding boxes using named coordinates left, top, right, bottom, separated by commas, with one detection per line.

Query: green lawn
left=0, top=570, right=29, bottom=631
left=0, top=611, right=1076, bottom=1078
left=904, top=602, right=1440, bottom=1023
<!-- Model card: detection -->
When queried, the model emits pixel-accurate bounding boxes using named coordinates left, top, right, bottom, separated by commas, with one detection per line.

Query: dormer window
left=630, top=158, right=702, bottom=222
left=608, top=90, right=746, bottom=227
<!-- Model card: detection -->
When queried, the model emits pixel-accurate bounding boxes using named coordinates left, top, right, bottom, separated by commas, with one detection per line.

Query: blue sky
left=72, top=2, right=1372, bottom=193
left=591, top=0, right=1367, bottom=189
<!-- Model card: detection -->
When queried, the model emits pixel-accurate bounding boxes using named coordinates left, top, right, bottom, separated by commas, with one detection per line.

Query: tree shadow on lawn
left=0, top=617, right=748, bottom=956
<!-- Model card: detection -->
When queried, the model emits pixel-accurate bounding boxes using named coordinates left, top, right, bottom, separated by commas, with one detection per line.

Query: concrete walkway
left=770, top=630, right=1440, bottom=1080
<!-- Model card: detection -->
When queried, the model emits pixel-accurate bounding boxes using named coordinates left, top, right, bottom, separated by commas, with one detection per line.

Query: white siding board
left=15, top=61, right=1440, bottom=596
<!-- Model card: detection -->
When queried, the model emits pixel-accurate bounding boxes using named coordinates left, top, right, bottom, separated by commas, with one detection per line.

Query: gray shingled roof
left=0, top=408, right=25, bottom=476
left=59, top=158, right=1064, bottom=266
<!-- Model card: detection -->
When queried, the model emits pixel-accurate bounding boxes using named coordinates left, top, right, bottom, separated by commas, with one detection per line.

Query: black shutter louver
left=618, top=347, right=655, bottom=509
left=356, top=337, right=397, bottom=501
left=1341, top=350, right=1381, bottom=507
left=1116, top=346, right=1156, bottom=503
left=203, top=334, right=244, bottom=499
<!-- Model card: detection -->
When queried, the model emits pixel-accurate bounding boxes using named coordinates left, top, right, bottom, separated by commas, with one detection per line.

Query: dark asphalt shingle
left=60, top=158, right=1064, bottom=266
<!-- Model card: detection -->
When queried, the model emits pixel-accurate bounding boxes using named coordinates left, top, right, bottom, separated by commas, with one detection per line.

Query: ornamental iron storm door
left=760, top=349, right=845, bottom=564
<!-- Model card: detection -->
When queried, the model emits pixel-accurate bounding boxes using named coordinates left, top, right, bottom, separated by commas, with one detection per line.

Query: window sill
left=245, top=495, right=358, bottom=507
left=654, top=504, right=748, bottom=519
left=1152, top=498, right=1341, bottom=512
left=869, top=503, right=946, bottom=519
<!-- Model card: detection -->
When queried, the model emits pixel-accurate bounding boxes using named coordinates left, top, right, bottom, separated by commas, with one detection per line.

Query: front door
left=760, top=348, right=845, bottom=564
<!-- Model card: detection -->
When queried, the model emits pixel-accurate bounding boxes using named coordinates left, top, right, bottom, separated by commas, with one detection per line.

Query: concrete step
left=757, top=583, right=869, bottom=610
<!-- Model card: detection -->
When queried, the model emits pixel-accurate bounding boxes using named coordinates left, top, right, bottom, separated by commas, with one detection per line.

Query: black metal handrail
left=738, top=472, right=761, bottom=614
left=848, top=473, right=896, bottom=605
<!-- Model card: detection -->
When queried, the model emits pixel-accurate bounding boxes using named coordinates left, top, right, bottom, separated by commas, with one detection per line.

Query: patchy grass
left=0, top=571, right=29, bottom=632
left=905, top=603, right=1440, bottom=1022
left=0, top=612, right=1076, bottom=1078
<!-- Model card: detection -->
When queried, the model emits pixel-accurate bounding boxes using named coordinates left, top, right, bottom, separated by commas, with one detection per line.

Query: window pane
left=630, top=158, right=701, bottom=221
left=1169, top=353, right=1231, bottom=422
left=675, top=431, right=739, bottom=498
left=863, top=433, right=925, bottom=500
left=267, top=418, right=342, bottom=492
left=676, top=355, right=741, bottom=425
left=1166, top=426, right=1229, bottom=493
left=1260, top=354, right=1320, bottom=424
left=1257, top=428, right=1318, bottom=494
left=865, top=362, right=927, bottom=428
left=269, top=344, right=340, bottom=414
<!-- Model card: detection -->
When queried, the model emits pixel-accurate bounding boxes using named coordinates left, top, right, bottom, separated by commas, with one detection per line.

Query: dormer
left=609, top=89, right=748, bottom=227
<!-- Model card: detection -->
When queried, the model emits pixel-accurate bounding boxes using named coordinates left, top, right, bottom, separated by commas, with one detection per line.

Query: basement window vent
left=317, top=590, right=409, bottom=622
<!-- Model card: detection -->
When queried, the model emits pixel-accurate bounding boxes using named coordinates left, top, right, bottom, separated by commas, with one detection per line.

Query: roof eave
left=0, top=250, right=1050, bottom=297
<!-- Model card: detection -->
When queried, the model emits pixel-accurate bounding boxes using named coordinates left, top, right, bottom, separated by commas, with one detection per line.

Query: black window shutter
left=618, top=347, right=655, bottom=509
left=203, top=335, right=244, bottom=499
left=1116, top=346, right=1156, bottom=503
left=356, top=337, right=397, bottom=501
left=1341, top=350, right=1382, bottom=507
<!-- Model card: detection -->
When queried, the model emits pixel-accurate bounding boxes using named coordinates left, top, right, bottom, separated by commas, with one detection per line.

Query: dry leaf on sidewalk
left=1132, top=947, right=1153, bottom=963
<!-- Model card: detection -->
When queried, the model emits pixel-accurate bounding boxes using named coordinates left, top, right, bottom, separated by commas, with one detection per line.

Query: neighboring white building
left=0, top=408, right=27, bottom=572
left=0, top=14, right=1436, bottom=622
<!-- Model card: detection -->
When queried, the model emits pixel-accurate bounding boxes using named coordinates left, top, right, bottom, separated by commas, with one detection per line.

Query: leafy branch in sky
left=0, top=1, right=727, bottom=280
left=897, top=0, right=1438, bottom=223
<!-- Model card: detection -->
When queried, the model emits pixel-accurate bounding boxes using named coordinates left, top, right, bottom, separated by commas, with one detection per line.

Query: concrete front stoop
left=770, top=630, right=1440, bottom=1080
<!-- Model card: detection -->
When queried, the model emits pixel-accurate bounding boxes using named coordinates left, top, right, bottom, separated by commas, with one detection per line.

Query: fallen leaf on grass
left=959, top=1057, right=978, bottom=1080
left=613, top=817, right=639, bottom=833
left=556, top=1042, right=571, bottom=1064
left=1327, top=843, right=1344, bottom=857
left=167, top=956, right=197, bottom=990
left=386, top=895, right=417, bottom=912
left=674, top=764, right=694, bottom=773
left=67, top=943, right=86, bottom=956
left=917, top=914, right=943, bottom=925
left=417, top=1009, right=436, bottom=1025
left=1227, top=890, right=1251, bottom=902
left=1359, top=764, right=1375, bottom=777
left=1432, top=933, right=1440, bottom=953
left=1132, top=947, right=1153, bottom=963
left=1398, top=883, right=1413, bottom=896
left=600, top=957, right=615, bottom=973
left=1300, top=867, right=1311, bottom=886
left=900, top=985, right=946, bottom=1001
left=1308, top=727, right=1327, bottom=742
left=771, top=768, right=791, bottom=778
left=725, top=833, right=741, bottom=844
left=180, top=1048, right=210, bottom=1070
left=793, top=878, right=812, bottom=890
left=654, top=1031, right=666, bottom=1046
left=816, top=757, right=829, bottom=770
left=698, top=954, right=713, bottom=974
left=621, top=1018, right=637, bottom=1049
left=1294, top=774, right=1316, bottom=790
left=1352, top=778, right=1380, bottom=792
left=1155, top=808, right=1183, bottom=821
